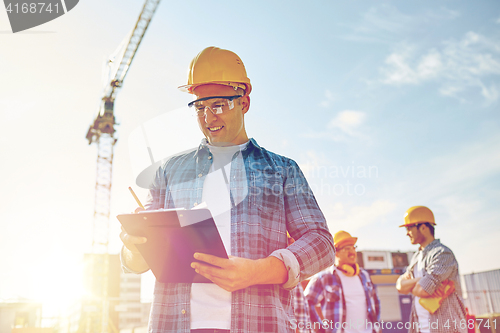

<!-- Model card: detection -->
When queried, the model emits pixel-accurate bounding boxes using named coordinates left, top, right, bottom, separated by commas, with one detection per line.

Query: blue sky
left=1, top=0, right=499, bottom=312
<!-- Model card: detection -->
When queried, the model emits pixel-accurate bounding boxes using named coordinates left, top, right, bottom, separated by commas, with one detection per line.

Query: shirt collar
left=420, top=238, right=440, bottom=253
left=196, top=137, right=261, bottom=157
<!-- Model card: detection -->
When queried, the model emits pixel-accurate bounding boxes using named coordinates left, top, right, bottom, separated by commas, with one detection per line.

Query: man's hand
left=120, top=207, right=147, bottom=253
left=119, top=207, right=149, bottom=272
left=120, top=226, right=147, bottom=253
left=396, top=271, right=431, bottom=297
left=412, top=281, right=431, bottom=298
left=191, top=253, right=288, bottom=292
left=396, top=273, right=421, bottom=295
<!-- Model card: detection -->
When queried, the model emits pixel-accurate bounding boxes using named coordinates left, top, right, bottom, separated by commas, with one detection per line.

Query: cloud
left=297, top=150, right=329, bottom=179
left=361, top=5, right=412, bottom=35
left=433, top=8, right=460, bottom=20
left=341, top=5, right=459, bottom=44
left=479, top=82, right=499, bottom=104
left=340, top=5, right=413, bottom=44
left=319, top=89, right=336, bottom=108
left=439, top=85, right=466, bottom=102
left=328, top=110, right=366, bottom=135
left=379, top=32, right=500, bottom=103
left=303, top=110, right=367, bottom=142
left=381, top=46, right=443, bottom=84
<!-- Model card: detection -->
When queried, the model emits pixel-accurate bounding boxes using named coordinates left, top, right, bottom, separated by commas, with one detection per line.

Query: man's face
left=406, top=224, right=424, bottom=245
left=336, top=244, right=357, bottom=266
left=192, top=84, right=249, bottom=146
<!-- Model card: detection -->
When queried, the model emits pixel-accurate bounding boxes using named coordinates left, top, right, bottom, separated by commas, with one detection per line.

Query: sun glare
left=31, top=254, right=86, bottom=318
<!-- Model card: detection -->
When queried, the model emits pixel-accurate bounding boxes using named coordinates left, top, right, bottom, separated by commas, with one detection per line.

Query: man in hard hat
left=304, top=231, right=381, bottom=333
left=120, top=46, right=335, bottom=333
left=396, top=206, right=466, bottom=333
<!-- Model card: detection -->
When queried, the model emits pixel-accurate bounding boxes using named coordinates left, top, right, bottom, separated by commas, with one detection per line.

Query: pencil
left=128, top=186, right=145, bottom=209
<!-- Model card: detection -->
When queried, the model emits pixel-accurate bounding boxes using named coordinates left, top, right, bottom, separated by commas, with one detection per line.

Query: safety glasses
left=188, top=95, right=242, bottom=118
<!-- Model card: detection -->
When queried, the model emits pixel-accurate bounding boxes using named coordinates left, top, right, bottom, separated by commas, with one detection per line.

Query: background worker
left=120, top=46, right=335, bottom=333
left=305, top=231, right=381, bottom=333
left=396, top=206, right=467, bottom=333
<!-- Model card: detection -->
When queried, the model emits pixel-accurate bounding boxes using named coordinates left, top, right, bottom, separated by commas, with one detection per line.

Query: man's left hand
left=191, top=253, right=287, bottom=292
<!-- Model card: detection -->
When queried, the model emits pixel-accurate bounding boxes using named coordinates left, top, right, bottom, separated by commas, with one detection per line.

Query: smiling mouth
left=208, top=126, right=223, bottom=132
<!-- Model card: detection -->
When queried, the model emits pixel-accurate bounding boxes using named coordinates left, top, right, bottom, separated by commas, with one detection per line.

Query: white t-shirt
left=413, top=250, right=430, bottom=333
left=337, top=270, right=371, bottom=333
left=190, top=142, right=248, bottom=330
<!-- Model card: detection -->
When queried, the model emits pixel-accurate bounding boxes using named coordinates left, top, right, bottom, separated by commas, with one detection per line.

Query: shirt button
left=193, top=202, right=198, bottom=207
left=208, top=156, right=212, bottom=160
left=198, top=173, right=203, bottom=178
left=181, top=309, right=186, bottom=314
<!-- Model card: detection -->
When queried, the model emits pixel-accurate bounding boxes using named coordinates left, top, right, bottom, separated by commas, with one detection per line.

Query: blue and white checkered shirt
left=406, top=239, right=467, bottom=333
left=304, top=266, right=381, bottom=333
left=123, top=138, right=334, bottom=333
left=292, top=283, right=314, bottom=333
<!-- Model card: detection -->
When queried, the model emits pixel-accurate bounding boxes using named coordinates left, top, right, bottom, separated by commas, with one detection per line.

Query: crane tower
left=84, top=1, right=161, bottom=332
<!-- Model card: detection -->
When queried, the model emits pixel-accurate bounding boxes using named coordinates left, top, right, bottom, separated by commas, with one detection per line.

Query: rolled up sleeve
left=281, top=159, right=335, bottom=284
left=419, top=250, right=455, bottom=295
left=270, top=248, right=301, bottom=290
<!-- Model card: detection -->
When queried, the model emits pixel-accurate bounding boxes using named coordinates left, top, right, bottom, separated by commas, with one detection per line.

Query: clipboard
left=117, top=208, right=228, bottom=283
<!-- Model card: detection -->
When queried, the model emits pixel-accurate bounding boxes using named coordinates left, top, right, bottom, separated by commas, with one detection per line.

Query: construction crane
left=84, top=1, right=161, bottom=332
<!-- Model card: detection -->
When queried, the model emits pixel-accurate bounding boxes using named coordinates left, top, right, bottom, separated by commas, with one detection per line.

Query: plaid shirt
left=292, top=283, right=313, bottom=333
left=406, top=239, right=467, bottom=333
left=125, top=138, right=334, bottom=333
left=304, top=266, right=381, bottom=333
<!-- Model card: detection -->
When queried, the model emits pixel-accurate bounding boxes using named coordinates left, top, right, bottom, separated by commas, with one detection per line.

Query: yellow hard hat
left=178, top=46, right=252, bottom=95
left=333, top=231, right=357, bottom=249
left=400, top=206, right=436, bottom=228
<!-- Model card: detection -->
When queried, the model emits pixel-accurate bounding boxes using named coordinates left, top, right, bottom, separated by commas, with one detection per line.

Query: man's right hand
left=120, top=226, right=147, bottom=253
left=396, top=273, right=420, bottom=295
left=120, top=207, right=150, bottom=272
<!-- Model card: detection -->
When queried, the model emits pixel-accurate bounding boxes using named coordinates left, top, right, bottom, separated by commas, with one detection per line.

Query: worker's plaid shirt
left=304, top=266, right=381, bottom=333
left=124, top=138, right=334, bottom=333
left=292, top=283, right=313, bottom=333
left=406, top=239, right=467, bottom=333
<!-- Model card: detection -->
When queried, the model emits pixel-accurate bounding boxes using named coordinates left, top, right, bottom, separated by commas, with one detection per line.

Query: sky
left=1, top=0, right=499, bottom=317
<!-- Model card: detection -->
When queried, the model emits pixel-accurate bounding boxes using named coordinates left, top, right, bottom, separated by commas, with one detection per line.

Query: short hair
left=418, top=222, right=435, bottom=237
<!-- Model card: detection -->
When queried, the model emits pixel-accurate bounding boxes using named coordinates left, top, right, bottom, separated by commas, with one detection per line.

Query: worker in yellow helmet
left=396, top=206, right=467, bottom=333
left=120, top=46, right=335, bottom=333
left=179, top=46, right=253, bottom=147
left=304, top=231, right=382, bottom=333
